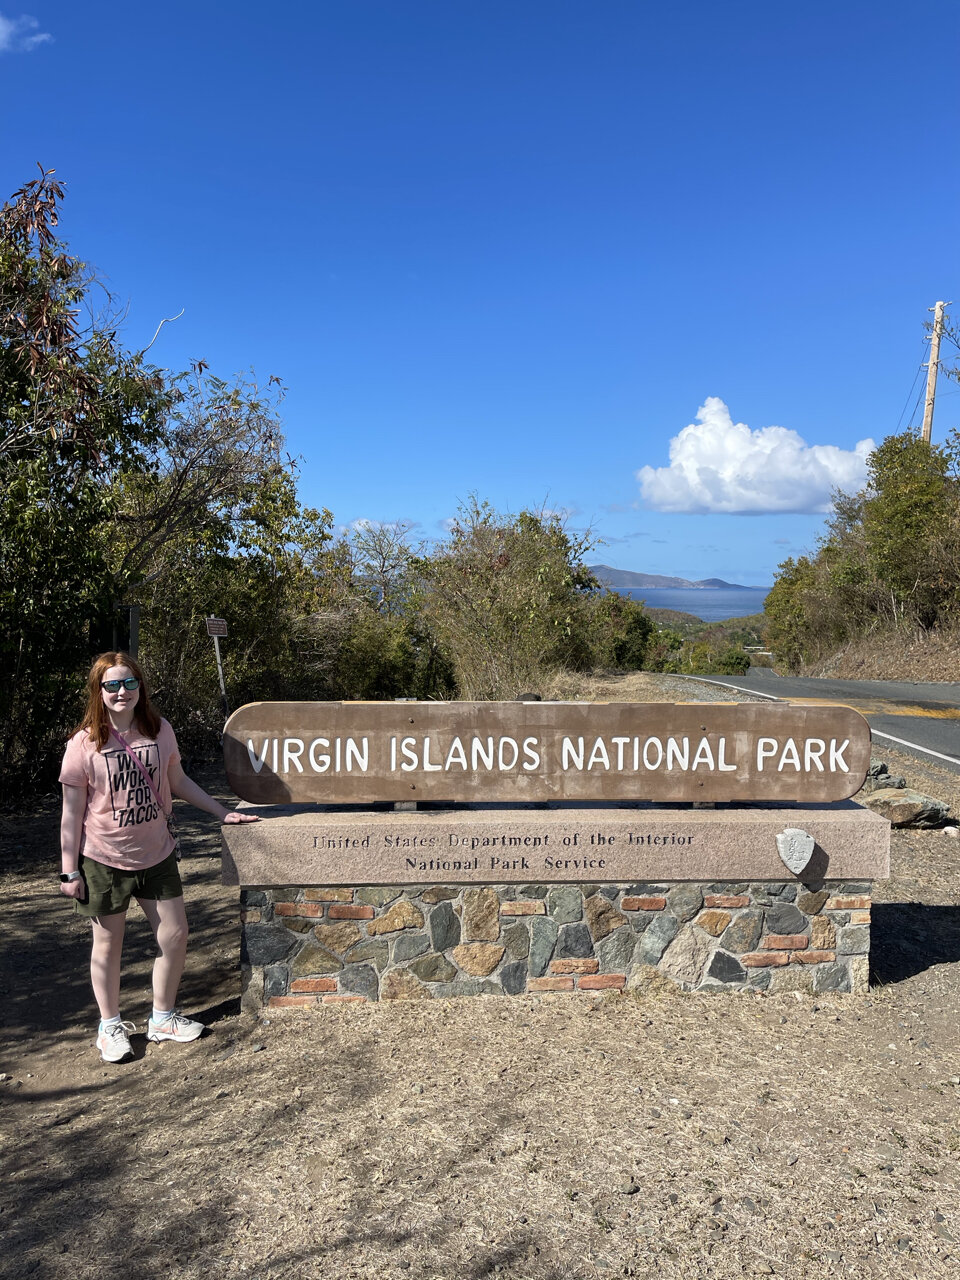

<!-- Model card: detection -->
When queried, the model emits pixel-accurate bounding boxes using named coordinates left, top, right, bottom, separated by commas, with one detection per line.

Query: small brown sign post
left=206, top=616, right=229, bottom=717
left=223, top=700, right=871, bottom=806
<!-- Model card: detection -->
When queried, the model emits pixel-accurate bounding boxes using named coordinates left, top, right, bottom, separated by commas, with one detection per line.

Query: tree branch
left=140, top=308, right=184, bottom=355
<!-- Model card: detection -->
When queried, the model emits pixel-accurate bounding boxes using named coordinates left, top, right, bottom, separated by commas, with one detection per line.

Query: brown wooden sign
left=223, top=701, right=871, bottom=805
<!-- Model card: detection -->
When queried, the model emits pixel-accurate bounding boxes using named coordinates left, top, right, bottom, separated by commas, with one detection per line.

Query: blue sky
left=2, top=2, right=958, bottom=585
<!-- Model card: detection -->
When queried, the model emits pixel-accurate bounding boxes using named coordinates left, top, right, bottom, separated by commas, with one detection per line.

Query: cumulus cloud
left=0, top=13, right=52, bottom=52
left=636, top=397, right=874, bottom=514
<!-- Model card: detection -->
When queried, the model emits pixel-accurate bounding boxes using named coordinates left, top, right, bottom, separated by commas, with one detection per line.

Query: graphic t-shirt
left=59, top=720, right=180, bottom=870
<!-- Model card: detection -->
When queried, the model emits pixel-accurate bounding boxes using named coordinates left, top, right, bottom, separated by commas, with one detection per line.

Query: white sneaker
left=146, top=1011, right=204, bottom=1043
left=96, top=1020, right=136, bottom=1063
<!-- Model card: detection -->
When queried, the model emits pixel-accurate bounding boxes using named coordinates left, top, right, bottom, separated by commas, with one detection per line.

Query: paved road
left=677, top=668, right=960, bottom=771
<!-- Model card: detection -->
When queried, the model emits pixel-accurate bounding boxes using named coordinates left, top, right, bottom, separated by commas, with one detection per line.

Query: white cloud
left=537, top=505, right=579, bottom=522
left=349, top=517, right=420, bottom=535
left=602, top=530, right=650, bottom=545
left=0, top=13, right=51, bottom=53
left=636, top=397, right=874, bottom=514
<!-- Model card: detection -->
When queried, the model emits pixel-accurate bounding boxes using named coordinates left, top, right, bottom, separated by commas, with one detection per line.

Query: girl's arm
left=167, top=759, right=259, bottom=823
left=60, top=784, right=88, bottom=898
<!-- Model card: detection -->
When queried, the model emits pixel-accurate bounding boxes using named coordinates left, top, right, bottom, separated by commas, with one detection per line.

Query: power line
left=905, top=382, right=926, bottom=432
left=895, top=343, right=929, bottom=432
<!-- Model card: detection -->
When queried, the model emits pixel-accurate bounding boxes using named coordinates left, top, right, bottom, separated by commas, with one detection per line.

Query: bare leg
left=138, top=896, right=189, bottom=1011
left=90, top=913, right=127, bottom=1020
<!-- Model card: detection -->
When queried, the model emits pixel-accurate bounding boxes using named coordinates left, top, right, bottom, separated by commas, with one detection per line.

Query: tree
left=415, top=499, right=597, bottom=698
left=108, top=368, right=292, bottom=591
left=765, top=430, right=960, bottom=671
left=0, top=171, right=339, bottom=794
left=588, top=591, right=654, bottom=670
left=0, top=169, right=171, bottom=796
left=859, top=431, right=958, bottom=627
left=127, top=449, right=337, bottom=760
left=348, top=519, right=417, bottom=614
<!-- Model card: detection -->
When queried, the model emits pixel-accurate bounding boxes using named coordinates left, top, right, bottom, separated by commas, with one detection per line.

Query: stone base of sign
left=227, top=802, right=886, bottom=1006
left=239, top=878, right=875, bottom=1008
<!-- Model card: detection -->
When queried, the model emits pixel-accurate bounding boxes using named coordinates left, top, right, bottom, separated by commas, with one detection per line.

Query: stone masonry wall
left=240, top=880, right=872, bottom=1008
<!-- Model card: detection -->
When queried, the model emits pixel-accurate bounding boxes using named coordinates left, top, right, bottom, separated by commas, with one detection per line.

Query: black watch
left=60, top=871, right=82, bottom=883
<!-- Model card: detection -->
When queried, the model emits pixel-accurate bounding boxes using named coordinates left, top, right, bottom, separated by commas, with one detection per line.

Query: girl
left=59, top=652, right=259, bottom=1063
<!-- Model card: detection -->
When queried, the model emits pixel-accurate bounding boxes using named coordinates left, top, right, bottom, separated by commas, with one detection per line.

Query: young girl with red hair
left=59, top=652, right=258, bottom=1063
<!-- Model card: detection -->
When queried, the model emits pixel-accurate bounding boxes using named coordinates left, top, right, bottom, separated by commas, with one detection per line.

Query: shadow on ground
left=870, top=902, right=960, bottom=984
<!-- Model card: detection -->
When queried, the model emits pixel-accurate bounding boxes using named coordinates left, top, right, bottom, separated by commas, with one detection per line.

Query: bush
left=680, top=642, right=751, bottom=676
left=766, top=431, right=960, bottom=671
left=415, top=499, right=597, bottom=699
left=587, top=592, right=655, bottom=670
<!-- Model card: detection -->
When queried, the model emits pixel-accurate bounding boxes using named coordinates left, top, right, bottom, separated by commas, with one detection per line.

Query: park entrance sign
left=223, top=701, right=872, bottom=806
left=222, top=700, right=889, bottom=1005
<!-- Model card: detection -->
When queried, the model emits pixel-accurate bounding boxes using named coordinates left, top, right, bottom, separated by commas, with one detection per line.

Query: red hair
left=72, top=652, right=162, bottom=751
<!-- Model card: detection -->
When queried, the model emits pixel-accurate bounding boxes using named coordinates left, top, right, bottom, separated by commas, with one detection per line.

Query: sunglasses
left=100, top=677, right=140, bottom=693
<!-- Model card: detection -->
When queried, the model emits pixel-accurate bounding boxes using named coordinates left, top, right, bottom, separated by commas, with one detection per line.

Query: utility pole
left=921, top=300, right=947, bottom=443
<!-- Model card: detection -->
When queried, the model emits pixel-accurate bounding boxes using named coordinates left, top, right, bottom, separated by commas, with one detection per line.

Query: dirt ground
left=2, top=677, right=959, bottom=1280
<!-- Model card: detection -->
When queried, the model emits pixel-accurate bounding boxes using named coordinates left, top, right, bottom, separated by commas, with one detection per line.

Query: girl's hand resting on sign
left=222, top=810, right=260, bottom=824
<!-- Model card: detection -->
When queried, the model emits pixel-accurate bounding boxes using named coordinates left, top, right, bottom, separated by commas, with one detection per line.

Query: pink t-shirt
left=59, top=720, right=180, bottom=870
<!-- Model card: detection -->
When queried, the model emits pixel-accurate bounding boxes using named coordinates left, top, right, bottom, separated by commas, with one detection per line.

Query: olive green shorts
left=74, top=852, right=183, bottom=917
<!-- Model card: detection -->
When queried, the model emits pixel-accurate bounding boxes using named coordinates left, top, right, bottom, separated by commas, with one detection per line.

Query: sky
left=2, top=2, right=958, bottom=586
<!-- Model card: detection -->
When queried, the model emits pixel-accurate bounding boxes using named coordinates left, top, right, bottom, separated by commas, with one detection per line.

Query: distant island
left=587, top=564, right=767, bottom=591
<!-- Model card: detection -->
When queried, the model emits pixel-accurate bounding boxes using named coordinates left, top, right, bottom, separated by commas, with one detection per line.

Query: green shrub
left=680, top=641, right=750, bottom=676
left=766, top=431, right=960, bottom=671
left=588, top=592, right=654, bottom=670
left=415, top=499, right=597, bottom=699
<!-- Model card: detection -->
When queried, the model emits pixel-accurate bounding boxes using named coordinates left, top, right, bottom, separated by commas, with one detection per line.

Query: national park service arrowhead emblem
left=775, top=827, right=816, bottom=875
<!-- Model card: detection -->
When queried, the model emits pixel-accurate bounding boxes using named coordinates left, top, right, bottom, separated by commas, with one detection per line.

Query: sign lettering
left=223, top=701, right=871, bottom=805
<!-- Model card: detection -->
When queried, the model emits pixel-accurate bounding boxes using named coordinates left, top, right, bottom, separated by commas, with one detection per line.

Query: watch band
left=60, top=871, right=82, bottom=882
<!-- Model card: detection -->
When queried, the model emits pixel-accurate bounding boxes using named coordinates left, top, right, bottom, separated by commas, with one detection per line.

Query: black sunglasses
left=100, top=677, right=140, bottom=693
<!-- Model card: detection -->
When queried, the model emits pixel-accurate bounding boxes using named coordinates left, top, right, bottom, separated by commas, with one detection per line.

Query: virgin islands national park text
left=223, top=701, right=872, bottom=805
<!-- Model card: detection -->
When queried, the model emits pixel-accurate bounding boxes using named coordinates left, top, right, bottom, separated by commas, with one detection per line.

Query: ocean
left=615, top=586, right=770, bottom=622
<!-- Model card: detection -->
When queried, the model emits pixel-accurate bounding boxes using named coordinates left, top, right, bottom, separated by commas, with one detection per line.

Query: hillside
left=588, top=564, right=750, bottom=591
left=809, top=621, right=960, bottom=683
left=644, top=608, right=767, bottom=646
